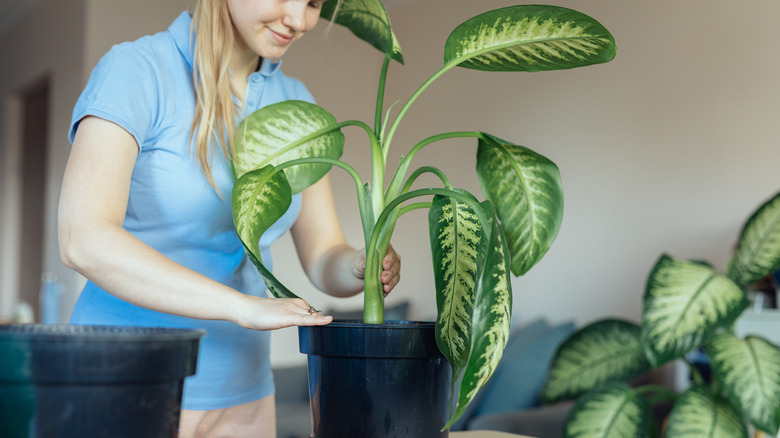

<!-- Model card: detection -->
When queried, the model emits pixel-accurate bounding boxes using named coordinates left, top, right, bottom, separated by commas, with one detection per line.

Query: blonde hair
left=190, top=0, right=238, bottom=190
left=189, top=0, right=342, bottom=190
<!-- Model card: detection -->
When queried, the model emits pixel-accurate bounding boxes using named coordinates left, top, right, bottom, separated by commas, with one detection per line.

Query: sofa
left=274, top=307, right=574, bottom=438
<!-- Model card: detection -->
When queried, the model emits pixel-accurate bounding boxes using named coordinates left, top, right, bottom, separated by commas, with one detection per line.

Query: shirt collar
left=259, top=57, right=283, bottom=77
left=169, top=11, right=283, bottom=77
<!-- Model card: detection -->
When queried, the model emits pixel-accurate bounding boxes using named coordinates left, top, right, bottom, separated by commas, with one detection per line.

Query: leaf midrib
left=489, top=141, right=537, bottom=242
left=454, top=34, right=611, bottom=66
left=745, top=338, right=771, bottom=417
left=335, top=9, right=398, bottom=52
left=553, top=342, right=643, bottom=395
left=443, top=199, right=468, bottom=363
left=668, top=269, right=717, bottom=341
left=733, top=211, right=780, bottom=285
left=602, top=389, right=635, bottom=437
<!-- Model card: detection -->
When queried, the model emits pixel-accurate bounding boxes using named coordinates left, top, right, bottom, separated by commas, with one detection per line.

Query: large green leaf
left=444, top=209, right=512, bottom=429
left=476, top=133, right=563, bottom=276
left=542, top=319, right=651, bottom=404
left=642, top=255, right=749, bottom=367
left=232, top=165, right=299, bottom=299
left=429, top=192, right=487, bottom=383
left=727, top=191, right=780, bottom=288
left=239, top=239, right=299, bottom=299
left=233, top=100, right=344, bottom=193
left=320, top=0, right=403, bottom=64
left=563, top=383, right=650, bottom=438
left=444, top=5, right=616, bottom=72
left=665, top=386, right=748, bottom=438
left=708, top=332, right=780, bottom=435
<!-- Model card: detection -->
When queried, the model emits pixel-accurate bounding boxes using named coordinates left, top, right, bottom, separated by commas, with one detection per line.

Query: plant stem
left=271, top=157, right=371, bottom=243
left=382, top=59, right=461, bottom=155
left=386, top=131, right=483, bottom=202
left=402, top=166, right=453, bottom=193
left=253, top=118, right=382, bottom=243
left=375, top=52, right=391, bottom=138
left=399, top=202, right=432, bottom=216
left=363, top=187, right=493, bottom=324
left=368, top=131, right=385, bottom=223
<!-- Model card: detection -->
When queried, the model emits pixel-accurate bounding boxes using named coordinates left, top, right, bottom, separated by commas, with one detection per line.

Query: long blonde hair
left=190, top=0, right=238, bottom=190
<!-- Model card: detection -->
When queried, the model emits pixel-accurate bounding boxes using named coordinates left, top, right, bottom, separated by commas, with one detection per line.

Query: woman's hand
left=235, top=296, right=332, bottom=331
left=353, top=244, right=401, bottom=296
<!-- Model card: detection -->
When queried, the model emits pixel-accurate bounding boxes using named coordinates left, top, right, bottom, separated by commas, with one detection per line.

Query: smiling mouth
left=268, top=28, right=294, bottom=45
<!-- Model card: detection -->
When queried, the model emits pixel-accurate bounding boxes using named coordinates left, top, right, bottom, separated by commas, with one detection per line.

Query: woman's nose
left=282, top=2, right=307, bottom=31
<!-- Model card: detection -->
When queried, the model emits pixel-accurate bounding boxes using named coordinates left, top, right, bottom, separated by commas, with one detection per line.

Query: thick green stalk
left=272, top=157, right=371, bottom=243
left=368, top=131, right=385, bottom=223
left=371, top=164, right=453, bottom=290
left=382, top=59, right=461, bottom=155
left=375, top=52, right=392, bottom=137
left=399, top=202, right=432, bottom=216
left=401, top=166, right=452, bottom=193
left=363, top=187, right=493, bottom=324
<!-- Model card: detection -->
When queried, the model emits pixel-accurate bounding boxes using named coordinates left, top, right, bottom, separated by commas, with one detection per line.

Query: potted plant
left=231, top=1, right=617, bottom=435
left=542, top=191, right=780, bottom=437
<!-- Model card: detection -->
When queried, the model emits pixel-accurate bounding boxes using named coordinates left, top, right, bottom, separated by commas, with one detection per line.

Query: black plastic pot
left=299, top=320, right=452, bottom=438
left=0, top=324, right=204, bottom=438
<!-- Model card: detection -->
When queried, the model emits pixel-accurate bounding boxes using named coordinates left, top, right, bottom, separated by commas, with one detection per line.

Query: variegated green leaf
left=542, top=319, right=651, bottom=403
left=642, top=255, right=749, bottom=367
left=665, top=386, right=748, bottom=438
left=708, top=332, right=780, bottom=435
left=727, top=192, right=780, bottom=288
left=563, top=383, right=650, bottom=438
left=476, top=133, right=563, bottom=276
left=445, top=5, right=616, bottom=72
left=320, top=0, right=403, bottom=64
left=429, top=192, right=487, bottom=381
left=444, top=210, right=512, bottom=429
left=239, top=239, right=299, bottom=299
left=232, top=166, right=299, bottom=299
left=233, top=100, right=344, bottom=193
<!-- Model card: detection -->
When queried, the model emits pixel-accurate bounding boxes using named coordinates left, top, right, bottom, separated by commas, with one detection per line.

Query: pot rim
left=0, top=324, right=206, bottom=343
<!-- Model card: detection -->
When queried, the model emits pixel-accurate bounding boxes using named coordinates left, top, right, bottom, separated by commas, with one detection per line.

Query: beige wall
left=2, top=0, right=779, bottom=367
left=0, top=0, right=87, bottom=320
left=0, top=0, right=185, bottom=321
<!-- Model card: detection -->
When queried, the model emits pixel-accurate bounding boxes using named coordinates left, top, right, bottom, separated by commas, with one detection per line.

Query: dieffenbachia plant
left=231, top=1, right=616, bottom=427
left=542, top=191, right=780, bottom=437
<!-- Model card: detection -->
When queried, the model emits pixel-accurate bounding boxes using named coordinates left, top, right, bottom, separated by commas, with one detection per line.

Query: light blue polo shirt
left=68, top=11, right=311, bottom=410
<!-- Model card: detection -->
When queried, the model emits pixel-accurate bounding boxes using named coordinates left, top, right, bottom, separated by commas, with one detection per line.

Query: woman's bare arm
left=58, top=116, right=331, bottom=330
left=291, top=175, right=400, bottom=298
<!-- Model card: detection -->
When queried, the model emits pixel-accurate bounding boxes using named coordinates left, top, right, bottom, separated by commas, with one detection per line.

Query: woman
left=57, top=0, right=400, bottom=436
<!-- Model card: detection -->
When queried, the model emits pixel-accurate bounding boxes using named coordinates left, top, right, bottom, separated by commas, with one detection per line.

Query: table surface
left=451, top=432, right=535, bottom=438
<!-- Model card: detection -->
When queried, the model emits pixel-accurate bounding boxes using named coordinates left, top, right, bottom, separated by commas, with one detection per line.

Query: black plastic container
left=0, top=324, right=204, bottom=438
left=299, top=320, right=451, bottom=438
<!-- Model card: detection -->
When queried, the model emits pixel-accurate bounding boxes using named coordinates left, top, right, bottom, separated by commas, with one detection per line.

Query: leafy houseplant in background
left=230, top=0, right=616, bottom=431
left=542, top=191, right=780, bottom=437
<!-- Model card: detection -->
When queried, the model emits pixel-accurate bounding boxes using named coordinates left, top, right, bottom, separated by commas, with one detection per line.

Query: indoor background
left=1, top=0, right=778, bottom=376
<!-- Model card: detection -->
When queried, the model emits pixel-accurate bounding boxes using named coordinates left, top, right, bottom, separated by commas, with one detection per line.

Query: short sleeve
left=69, top=42, right=159, bottom=149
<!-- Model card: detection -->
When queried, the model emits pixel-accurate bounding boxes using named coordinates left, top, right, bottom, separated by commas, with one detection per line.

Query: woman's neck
left=229, top=46, right=262, bottom=101
left=231, top=46, right=261, bottom=80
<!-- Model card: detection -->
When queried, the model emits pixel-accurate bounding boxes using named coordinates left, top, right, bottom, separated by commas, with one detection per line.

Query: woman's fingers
left=381, top=244, right=401, bottom=295
left=239, top=297, right=332, bottom=330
